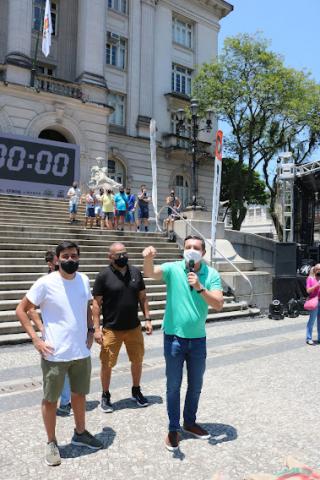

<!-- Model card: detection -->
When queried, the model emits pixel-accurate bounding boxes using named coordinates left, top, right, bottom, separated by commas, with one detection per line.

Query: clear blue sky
left=218, top=0, right=320, bottom=161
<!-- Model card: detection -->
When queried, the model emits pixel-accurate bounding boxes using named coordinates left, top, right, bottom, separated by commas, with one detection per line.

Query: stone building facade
left=0, top=0, right=232, bottom=212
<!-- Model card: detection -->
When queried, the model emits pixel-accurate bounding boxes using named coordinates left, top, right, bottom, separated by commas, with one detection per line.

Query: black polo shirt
left=92, top=264, right=145, bottom=330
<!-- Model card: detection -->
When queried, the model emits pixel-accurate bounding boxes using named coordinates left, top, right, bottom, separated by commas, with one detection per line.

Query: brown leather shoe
left=182, top=423, right=210, bottom=439
left=165, top=431, right=180, bottom=451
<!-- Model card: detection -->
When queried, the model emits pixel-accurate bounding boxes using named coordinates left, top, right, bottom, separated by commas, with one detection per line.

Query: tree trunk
left=269, top=192, right=283, bottom=241
left=231, top=205, right=247, bottom=230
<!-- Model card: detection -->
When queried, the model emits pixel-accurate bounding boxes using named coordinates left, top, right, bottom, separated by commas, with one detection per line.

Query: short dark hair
left=45, top=250, right=55, bottom=263
left=56, top=241, right=80, bottom=258
left=184, top=235, right=205, bottom=251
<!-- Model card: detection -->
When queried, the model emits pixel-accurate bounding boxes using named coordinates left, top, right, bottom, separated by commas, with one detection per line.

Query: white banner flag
left=42, top=0, right=53, bottom=57
left=211, top=130, right=223, bottom=260
left=150, top=119, right=160, bottom=231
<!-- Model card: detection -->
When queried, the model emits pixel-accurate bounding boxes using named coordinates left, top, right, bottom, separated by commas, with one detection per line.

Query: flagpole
left=31, top=0, right=52, bottom=87
left=30, top=26, right=43, bottom=87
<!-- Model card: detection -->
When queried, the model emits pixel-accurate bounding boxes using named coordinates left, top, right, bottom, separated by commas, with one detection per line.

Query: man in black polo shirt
left=92, top=242, right=152, bottom=412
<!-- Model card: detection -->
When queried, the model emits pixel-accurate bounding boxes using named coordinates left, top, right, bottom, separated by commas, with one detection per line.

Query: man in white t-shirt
left=67, top=182, right=81, bottom=224
left=16, top=241, right=103, bottom=466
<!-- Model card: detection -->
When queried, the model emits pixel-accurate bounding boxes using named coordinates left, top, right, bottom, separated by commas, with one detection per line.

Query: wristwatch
left=87, top=327, right=95, bottom=333
left=145, top=318, right=151, bottom=321
left=196, top=288, right=205, bottom=294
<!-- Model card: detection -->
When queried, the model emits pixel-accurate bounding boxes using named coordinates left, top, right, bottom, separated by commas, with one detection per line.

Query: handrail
left=156, top=204, right=254, bottom=304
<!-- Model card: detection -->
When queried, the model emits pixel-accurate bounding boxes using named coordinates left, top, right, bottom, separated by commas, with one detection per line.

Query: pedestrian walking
left=136, top=185, right=151, bottom=232
left=143, top=235, right=223, bottom=451
left=305, top=264, right=320, bottom=345
left=16, top=241, right=102, bottom=467
left=92, top=242, right=152, bottom=413
left=67, top=181, right=81, bottom=224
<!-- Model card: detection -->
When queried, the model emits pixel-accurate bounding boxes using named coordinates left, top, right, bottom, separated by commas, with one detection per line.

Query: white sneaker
left=306, top=339, right=314, bottom=345
left=45, top=441, right=61, bottom=466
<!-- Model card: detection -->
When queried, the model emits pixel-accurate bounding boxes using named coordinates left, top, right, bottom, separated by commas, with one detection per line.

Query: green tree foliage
left=193, top=33, right=320, bottom=231
left=220, top=158, right=269, bottom=230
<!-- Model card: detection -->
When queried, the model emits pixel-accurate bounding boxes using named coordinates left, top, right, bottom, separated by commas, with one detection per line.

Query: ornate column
left=76, top=0, right=106, bottom=88
left=137, top=0, right=157, bottom=136
left=6, top=0, right=33, bottom=84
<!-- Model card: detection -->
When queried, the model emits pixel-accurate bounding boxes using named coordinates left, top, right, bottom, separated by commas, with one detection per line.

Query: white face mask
left=183, top=248, right=202, bottom=264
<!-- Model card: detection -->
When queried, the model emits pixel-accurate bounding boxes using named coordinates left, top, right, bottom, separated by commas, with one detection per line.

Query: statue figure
left=88, top=163, right=121, bottom=192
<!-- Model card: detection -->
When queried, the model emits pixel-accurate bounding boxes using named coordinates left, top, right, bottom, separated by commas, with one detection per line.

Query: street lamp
left=175, top=99, right=213, bottom=209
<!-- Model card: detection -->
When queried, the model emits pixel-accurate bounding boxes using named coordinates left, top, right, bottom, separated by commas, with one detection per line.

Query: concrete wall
left=224, top=229, right=277, bottom=275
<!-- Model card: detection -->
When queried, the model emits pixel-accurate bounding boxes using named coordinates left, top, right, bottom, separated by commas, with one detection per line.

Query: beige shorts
left=100, top=326, right=144, bottom=368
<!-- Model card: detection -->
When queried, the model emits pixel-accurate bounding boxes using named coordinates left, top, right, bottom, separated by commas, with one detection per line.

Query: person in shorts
left=92, top=242, right=152, bottom=412
left=29, top=251, right=73, bottom=416
left=85, top=188, right=96, bottom=229
left=125, top=187, right=137, bottom=231
left=101, top=189, right=115, bottom=230
left=67, top=182, right=81, bottom=224
left=136, top=185, right=151, bottom=232
left=114, top=186, right=127, bottom=231
left=95, top=188, right=104, bottom=227
left=16, top=241, right=102, bottom=466
left=165, top=189, right=181, bottom=237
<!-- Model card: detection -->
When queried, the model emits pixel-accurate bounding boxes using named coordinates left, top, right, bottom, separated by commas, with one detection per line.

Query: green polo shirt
left=161, top=260, right=222, bottom=339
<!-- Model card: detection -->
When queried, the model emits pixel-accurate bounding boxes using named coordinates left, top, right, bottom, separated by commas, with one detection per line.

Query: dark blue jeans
left=164, top=334, right=206, bottom=432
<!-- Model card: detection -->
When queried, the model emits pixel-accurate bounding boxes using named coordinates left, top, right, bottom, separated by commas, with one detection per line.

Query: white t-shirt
left=67, top=187, right=81, bottom=206
left=26, top=271, right=92, bottom=362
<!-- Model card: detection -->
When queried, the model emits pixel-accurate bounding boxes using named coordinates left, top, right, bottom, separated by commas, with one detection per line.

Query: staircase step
left=0, top=298, right=242, bottom=324
left=0, top=193, right=261, bottom=345
left=0, top=307, right=260, bottom=345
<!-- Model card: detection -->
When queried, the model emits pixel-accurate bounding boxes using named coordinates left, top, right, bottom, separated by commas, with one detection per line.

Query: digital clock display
left=0, top=134, right=80, bottom=198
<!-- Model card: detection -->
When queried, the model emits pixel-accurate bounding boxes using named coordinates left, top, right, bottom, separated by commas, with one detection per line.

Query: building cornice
left=161, top=0, right=226, bottom=31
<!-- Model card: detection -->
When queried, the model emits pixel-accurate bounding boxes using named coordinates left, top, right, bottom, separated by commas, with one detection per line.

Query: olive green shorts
left=41, top=356, right=91, bottom=403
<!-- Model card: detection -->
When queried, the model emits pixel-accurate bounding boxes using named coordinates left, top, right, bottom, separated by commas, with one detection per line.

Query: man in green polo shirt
left=143, top=235, right=223, bottom=452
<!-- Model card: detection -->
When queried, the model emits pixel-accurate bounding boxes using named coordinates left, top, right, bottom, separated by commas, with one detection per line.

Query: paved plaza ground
left=0, top=315, right=320, bottom=480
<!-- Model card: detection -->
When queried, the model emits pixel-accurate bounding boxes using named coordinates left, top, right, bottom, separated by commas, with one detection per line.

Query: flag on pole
left=42, top=0, right=53, bottom=57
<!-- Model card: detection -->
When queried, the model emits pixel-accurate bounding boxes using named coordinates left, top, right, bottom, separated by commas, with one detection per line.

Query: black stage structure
left=272, top=161, right=320, bottom=315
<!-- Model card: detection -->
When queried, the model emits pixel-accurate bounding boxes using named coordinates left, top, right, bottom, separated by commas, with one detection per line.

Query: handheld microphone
left=188, top=259, right=195, bottom=290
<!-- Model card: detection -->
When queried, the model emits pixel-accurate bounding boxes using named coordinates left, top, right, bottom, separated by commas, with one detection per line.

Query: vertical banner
left=150, top=119, right=160, bottom=231
left=211, top=130, right=223, bottom=261
left=42, top=0, right=53, bottom=57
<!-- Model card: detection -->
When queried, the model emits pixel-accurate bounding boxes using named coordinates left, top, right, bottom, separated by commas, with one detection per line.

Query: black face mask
left=60, top=260, right=79, bottom=274
left=114, top=254, right=128, bottom=268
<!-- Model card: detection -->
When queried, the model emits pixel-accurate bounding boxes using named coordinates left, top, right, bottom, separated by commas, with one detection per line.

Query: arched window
left=108, top=158, right=126, bottom=185
left=39, top=129, right=69, bottom=143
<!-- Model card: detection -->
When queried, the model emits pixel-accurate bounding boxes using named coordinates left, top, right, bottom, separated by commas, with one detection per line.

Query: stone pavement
left=1, top=315, right=320, bottom=480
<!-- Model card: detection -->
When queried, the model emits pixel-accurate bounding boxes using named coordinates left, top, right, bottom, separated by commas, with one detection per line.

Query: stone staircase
left=0, top=194, right=259, bottom=345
